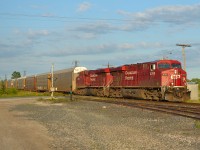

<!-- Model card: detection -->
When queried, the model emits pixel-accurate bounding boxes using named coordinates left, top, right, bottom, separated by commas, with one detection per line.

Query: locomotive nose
left=170, top=69, right=182, bottom=86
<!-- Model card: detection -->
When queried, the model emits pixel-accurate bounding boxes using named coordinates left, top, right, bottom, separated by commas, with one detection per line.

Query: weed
left=194, top=121, right=200, bottom=129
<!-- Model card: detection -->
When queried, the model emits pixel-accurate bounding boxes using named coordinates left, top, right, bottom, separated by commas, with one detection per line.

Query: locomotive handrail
left=106, top=78, right=113, bottom=88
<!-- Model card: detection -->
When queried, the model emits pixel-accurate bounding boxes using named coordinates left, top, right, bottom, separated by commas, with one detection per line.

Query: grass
left=0, top=87, right=74, bottom=104
left=195, top=121, right=200, bottom=129
left=0, top=88, right=47, bottom=98
left=0, top=88, right=65, bottom=98
left=186, top=99, right=200, bottom=104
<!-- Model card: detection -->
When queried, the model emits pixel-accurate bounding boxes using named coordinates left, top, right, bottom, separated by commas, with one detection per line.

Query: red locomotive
left=75, top=59, right=190, bottom=102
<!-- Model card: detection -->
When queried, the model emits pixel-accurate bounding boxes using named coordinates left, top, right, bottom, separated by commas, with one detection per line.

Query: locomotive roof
left=109, top=59, right=181, bottom=72
left=88, top=67, right=111, bottom=73
left=140, top=59, right=181, bottom=64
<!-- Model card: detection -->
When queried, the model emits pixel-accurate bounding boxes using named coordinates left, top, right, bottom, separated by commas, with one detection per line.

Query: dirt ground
left=0, top=98, right=52, bottom=150
left=0, top=97, right=200, bottom=150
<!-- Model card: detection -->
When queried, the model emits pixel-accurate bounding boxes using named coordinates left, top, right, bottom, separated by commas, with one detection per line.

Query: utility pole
left=51, top=63, right=54, bottom=98
left=72, top=60, right=79, bottom=67
left=176, top=44, right=191, bottom=71
left=23, top=71, right=26, bottom=77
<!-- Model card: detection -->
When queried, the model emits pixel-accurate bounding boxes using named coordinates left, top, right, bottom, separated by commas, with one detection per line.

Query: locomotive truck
left=6, top=59, right=190, bottom=102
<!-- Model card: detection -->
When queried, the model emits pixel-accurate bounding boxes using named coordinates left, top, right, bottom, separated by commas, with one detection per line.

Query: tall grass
left=0, top=87, right=48, bottom=97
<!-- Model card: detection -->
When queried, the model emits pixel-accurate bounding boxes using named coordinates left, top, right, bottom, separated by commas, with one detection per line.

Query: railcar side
left=17, top=77, right=26, bottom=90
left=25, top=75, right=36, bottom=91
left=17, top=67, right=87, bottom=93
left=36, top=73, right=50, bottom=91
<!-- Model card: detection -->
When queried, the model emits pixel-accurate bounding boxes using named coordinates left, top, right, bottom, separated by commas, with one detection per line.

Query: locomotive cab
left=157, top=60, right=186, bottom=87
left=156, top=60, right=190, bottom=101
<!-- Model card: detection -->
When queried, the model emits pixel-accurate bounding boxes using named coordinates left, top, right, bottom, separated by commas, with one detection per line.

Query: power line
left=0, top=12, right=133, bottom=22
left=1, top=12, right=199, bottom=24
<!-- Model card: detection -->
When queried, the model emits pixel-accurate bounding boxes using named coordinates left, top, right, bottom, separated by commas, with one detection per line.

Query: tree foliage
left=11, top=71, right=21, bottom=79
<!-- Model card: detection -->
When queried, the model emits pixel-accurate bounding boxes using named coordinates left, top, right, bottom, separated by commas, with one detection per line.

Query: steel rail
left=74, top=95, right=200, bottom=120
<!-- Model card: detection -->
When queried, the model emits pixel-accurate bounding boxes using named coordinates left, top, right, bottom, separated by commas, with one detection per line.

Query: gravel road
left=0, top=98, right=52, bottom=150
left=1, top=97, right=200, bottom=150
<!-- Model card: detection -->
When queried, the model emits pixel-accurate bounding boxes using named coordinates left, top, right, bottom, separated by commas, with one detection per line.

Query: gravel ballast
left=12, top=99, right=200, bottom=150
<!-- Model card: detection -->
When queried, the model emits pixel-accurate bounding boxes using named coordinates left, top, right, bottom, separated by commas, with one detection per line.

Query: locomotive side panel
left=88, top=70, right=105, bottom=87
left=110, top=66, right=126, bottom=87
left=122, top=65, right=138, bottom=86
left=137, top=63, right=160, bottom=87
left=76, top=71, right=90, bottom=87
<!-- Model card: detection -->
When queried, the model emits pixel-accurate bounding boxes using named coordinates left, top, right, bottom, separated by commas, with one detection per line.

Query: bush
left=6, top=88, right=18, bottom=95
left=0, top=80, right=7, bottom=95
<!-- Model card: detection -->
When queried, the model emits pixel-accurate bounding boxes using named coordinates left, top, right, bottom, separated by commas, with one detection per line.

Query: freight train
left=6, top=67, right=87, bottom=93
left=6, top=59, right=190, bottom=102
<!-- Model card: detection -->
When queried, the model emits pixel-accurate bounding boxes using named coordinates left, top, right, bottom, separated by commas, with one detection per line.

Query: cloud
left=118, top=3, right=200, bottom=31
left=77, top=2, right=92, bottom=12
left=14, top=29, right=50, bottom=37
left=27, top=29, right=50, bottom=39
left=73, top=22, right=117, bottom=39
left=0, top=42, right=29, bottom=58
left=75, top=22, right=114, bottom=34
left=39, top=42, right=164, bottom=57
left=73, top=3, right=200, bottom=38
left=0, top=29, right=51, bottom=59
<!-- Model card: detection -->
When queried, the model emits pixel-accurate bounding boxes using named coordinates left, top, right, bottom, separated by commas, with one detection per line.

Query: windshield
left=158, top=63, right=170, bottom=69
left=172, top=63, right=181, bottom=68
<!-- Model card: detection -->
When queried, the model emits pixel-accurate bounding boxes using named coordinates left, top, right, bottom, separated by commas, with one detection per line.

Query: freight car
left=6, top=67, right=87, bottom=93
left=75, top=60, right=190, bottom=102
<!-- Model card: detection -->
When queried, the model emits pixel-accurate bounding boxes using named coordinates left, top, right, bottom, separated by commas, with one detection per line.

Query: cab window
left=158, top=63, right=170, bottom=69
left=150, top=64, right=156, bottom=70
left=172, top=63, right=181, bottom=68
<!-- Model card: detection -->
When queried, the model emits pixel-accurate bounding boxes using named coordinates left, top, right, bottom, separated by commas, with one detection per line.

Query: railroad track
left=74, top=95, right=200, bottom=120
